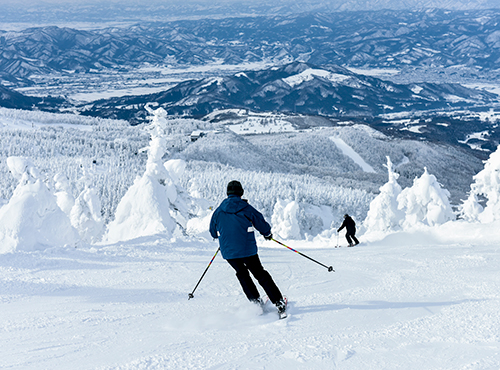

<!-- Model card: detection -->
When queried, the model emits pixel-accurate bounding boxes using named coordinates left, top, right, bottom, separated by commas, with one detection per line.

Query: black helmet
left=227, top=180, right=244, bottom=197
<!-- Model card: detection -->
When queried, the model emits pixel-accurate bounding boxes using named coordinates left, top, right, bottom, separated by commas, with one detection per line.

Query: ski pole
left=336, top=231, right=339, bottom=248
left=188, top=247, right=220, bottom=300
left=271, top=238, right=334, bottom=272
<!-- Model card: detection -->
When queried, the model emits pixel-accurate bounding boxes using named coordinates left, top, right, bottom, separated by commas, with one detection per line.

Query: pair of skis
left=260, top=296, right=288, bottom=320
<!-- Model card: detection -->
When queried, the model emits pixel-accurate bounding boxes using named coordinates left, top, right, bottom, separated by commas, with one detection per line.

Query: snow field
left=1, top=225, right=500, bottom=369
left=1, top=107, right=500, bottom=369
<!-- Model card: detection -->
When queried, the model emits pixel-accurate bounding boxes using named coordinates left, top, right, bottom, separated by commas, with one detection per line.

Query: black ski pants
left=346, top=232, right=359, bottom=246
left=226, top=254, right=283, bottom=305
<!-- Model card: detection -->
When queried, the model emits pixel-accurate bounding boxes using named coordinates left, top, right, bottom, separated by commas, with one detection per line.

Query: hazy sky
left=0, top=0, right=499, bottom=6
left=0, top=0, right=191, bottom=4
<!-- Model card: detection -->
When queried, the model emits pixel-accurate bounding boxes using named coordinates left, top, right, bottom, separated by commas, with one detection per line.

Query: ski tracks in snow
left=1, top=237, right=500, bottom=369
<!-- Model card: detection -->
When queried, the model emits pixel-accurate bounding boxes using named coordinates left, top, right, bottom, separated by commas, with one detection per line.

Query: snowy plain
left=1, top=222, right=500, bottom=369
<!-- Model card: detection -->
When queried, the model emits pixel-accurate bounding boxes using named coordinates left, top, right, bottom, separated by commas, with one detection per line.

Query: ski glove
left=264, top=233, right=273, bottom=240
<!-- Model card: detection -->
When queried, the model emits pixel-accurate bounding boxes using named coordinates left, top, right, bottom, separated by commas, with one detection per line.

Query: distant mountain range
left=1, top=60, right=495, bottom=117
left=1, top=0, right=499, bottom=26
left=79, top=62, right=497, bottom=122
left=1, top=8, right=500, bottom=157
left=1, top=8, right=500, bottom=85
left=1, top=62, right=499, bottom=159
left=4, top=59, right=498, bottom=156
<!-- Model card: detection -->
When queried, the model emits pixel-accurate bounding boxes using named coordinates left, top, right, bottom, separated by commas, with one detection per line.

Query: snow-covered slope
left=0, top=107, right=484, bottom=235
left=1, top=103, right=500, bottom=368
left=1, top=222, right=499, bottom=369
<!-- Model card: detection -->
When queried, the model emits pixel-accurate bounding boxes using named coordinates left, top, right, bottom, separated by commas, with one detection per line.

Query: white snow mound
left=0, top=157, right=77, bottom=253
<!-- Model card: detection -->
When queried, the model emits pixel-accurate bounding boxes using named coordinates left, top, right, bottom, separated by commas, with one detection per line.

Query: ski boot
left=276, top=298, right=287, bottom=319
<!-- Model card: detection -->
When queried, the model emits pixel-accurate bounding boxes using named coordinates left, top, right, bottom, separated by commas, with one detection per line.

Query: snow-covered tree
left=70, top=187, right=104, bottom=244
left=163, top=158, right=193, bottom=230
left=104, top=107, right=192, bottom=243
left=67, top=163, right=105, bottom=244
left=460, top=145, right=500, bottom=223
left=53, top=173, right=75, bottom=217
left=0, top=157, right=77, bottom=253
left=364, top=156, right=404, bottom=233
left=460, top=193, right=484, bottom=222
left=397, top=167, right=454, bottom=229
left=271, top=199, right=301, bottom=240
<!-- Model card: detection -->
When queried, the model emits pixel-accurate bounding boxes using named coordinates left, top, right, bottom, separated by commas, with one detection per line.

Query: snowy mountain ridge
left=2, top=8, right=500, bottom=87
left=78, top=62, right=500, bottom=155
left=2, top=8, right=500, bottom=157
left=81, top=61, right=498, bottom=121
left=4, top=60, right=498, bottom=156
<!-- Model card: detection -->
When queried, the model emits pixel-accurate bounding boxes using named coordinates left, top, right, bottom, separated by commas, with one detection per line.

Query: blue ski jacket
left=209, top=195, right=272, bottom=260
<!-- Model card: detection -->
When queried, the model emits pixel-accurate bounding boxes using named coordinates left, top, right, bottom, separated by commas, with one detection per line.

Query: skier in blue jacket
left=210, top=180, right=286, bottom=314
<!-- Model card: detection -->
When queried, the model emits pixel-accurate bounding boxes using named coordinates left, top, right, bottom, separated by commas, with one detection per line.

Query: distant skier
left=209, top=180, right=287, bottom=316
left=337, top=214, right=359, bottom=247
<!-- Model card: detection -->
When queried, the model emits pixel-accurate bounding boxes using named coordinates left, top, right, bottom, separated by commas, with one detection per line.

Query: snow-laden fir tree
left=163, top=158, right=192, bottom=230
left=104, top=107, right=191, bottom=243
left=271, top=199, right=301, bottom=240
left=363, top=156, right=404, bottom=233
left=0, top=157, right=77, bottom=253
left=460, top=145, right=500, bottom=223
left=53, top=173, right=75, bottom=216
left=397, top=167, right=454, bottom=229
left=67, top=164, right=104, bottom=244
left=70, top=186, right=104, bottom=244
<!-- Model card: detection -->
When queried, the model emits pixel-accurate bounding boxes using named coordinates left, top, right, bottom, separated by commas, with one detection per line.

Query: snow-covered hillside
left=2, top=107, right=500, bottom=368
left=0, top=107, right=486, bottom=243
